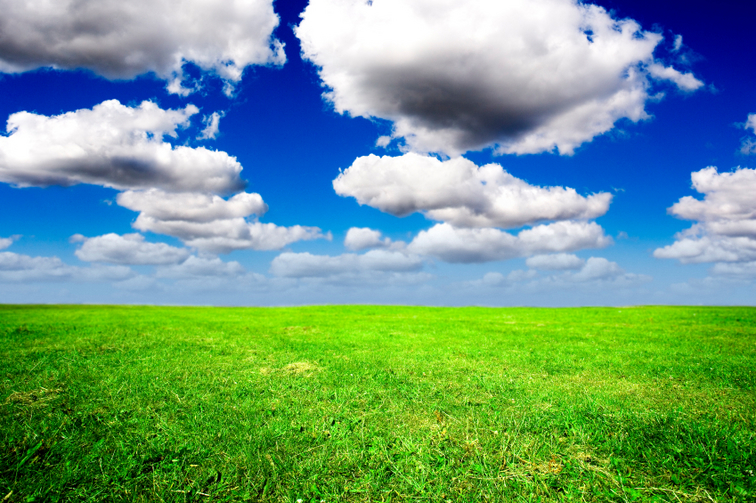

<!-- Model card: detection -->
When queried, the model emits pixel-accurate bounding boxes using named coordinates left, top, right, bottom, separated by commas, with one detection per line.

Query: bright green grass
left=1, top=305, right=754, bottom=502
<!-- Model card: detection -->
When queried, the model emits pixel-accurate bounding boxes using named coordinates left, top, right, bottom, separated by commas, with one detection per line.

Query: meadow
left=0, top=305, right=754, bottom=502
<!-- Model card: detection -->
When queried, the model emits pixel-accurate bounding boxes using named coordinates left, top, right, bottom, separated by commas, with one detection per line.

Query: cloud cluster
left=298, top=0, right=702, bottom=156
left=334, top=154, right=611, bottom=228
left=0, top=100, right=327, bottom=256
left=0, top=100, right=244, bottom=193
left=334, top=153, right=612, bottom=263
left=119, top=189, right=326, bottom=253
left=407, top=221, right=611, bottom=263
left=655, top=166, right=756, bottom=278
left=0, top=0, right=285, bottom=94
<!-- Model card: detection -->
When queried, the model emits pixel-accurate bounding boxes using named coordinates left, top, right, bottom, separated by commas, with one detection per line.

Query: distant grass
left=0, top=305, right=754, bottom=502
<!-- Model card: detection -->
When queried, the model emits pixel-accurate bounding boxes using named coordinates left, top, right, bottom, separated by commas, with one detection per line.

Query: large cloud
left=72, top=233, right=190, bottom=265
left=118, top=189, right=327, bottom=253
left=297, top=0, right=703, bottom=156
left=408, top=221, right=611, bottom=263
left=0, top=0, right=285, bottom=95
left=654, top=167, right=756, bottom=265
left=0, top=100, right=245, bottom=193
left=334, top=153, right=611, bottom=228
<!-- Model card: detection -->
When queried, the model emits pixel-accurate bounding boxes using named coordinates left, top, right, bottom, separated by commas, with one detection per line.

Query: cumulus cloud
left=343, top=227, right=399, bottom=251
left=407, top=221, right=611, bottom=263
left=654, top=167, right=756, bottom=265
left=118, top=189, right=326, bottom=253
left=654, top=234, right=756, bottom=264
left=334, top=154, right=611, bottom=228
left=0, top=0, right=285, bottom=95
left=297, top=0, right=703, bottom=155
left=0, top=251, right=132, bottom=283
left=270, top=249, right=423, bottom=278
left=117, top=189, right=267, bottom=223
left=0, top=100, right=245, bottom=193
left=0, top=237, right=13, bottom=250
left=73, top=233, right=190, bottom=265
left=526, top=253, right=585, bottom=271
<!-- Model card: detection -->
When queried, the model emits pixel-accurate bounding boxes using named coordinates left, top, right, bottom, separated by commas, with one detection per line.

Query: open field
left=1, top=305, right=754, bottom=502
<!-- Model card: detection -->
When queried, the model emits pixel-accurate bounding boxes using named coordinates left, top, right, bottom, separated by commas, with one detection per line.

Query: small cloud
left=672, top=34, right=683, bottom=52
left=0, top=237, right=14, bottom=250
left=647, top=63, right=704, bottom=93
left=375, top=136, right=391, bottom=148
left=344, top=227, right=403, bottom=251
left=197, top=111, right=225, bottom=140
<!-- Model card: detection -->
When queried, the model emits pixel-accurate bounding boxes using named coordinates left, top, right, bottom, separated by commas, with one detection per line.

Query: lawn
left=1, top=305, right=754, bottom=502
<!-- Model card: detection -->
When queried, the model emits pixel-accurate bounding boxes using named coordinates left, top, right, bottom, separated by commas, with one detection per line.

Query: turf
left=0, top=305, right=754, bottom=502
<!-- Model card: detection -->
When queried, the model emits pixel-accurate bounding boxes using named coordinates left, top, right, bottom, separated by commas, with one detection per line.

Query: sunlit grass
left=1, top=305, right=754, bottom=501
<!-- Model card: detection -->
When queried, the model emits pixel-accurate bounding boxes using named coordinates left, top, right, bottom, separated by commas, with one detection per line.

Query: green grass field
left=1, top=305, right=754, bottom=502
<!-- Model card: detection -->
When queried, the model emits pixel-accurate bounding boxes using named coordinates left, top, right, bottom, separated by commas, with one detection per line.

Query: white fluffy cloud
left=408, top=221, right=611, bottom=263
left=0, top=100, right=245, bottom=193
left=0, top=0, right=285, bottom=95
left=334, top=154, right=611, bottom=228
left=0, top=251, right=132, bottom=283
left=297, top=0, right=702, bottom=155
left=0, top=237, right=12, bottom=251
left=118, top=189, right=326, bottom=253
left=72, top=233, right=190, bottom=265
left=270, top=249, right=423, bottom=278
left=526, top=253, right=585, bottom=271
left=654, top=167, right=756, bottom=265
left=118, top=190, right=268, bottom=224
left=343, top=227, right=399, bottom=251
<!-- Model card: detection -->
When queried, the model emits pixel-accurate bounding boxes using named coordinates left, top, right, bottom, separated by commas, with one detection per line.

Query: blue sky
left=0, top=0, right=754, bottom=306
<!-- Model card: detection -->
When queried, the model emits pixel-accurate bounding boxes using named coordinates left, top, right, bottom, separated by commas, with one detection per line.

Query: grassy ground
left=0, top=305, right=754, bottom=502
